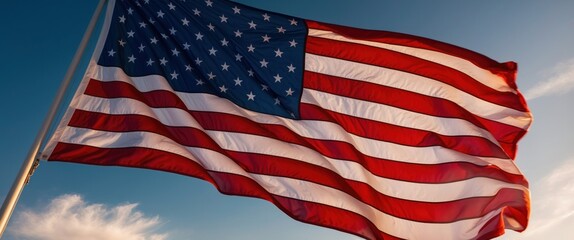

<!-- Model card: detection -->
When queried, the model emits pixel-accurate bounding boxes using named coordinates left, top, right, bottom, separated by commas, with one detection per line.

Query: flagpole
left=0, top=0, right=108, bottom=237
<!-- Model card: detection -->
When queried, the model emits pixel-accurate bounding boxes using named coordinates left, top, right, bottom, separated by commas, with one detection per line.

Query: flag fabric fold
left=41, top=0, right=533, bottom=239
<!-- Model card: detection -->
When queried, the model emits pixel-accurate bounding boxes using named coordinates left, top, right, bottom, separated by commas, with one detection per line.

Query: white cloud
left=9, top=194, right=168, bottom=240
left=524, top=58, right=574, bottom=100
left=523, top=159, right=574, bottom=239
left=498, top=158, right=574, bottom=239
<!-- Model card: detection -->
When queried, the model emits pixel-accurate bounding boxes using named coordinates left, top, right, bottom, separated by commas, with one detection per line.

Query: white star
left=207, top=72, right=216, bottom=80
left=171, top=48, right=180, bottom=56
left=289, top=39, right=298, bottom=47
left=108, top=49, right=116, bottom=56
left=248, top=69, right=254, bottom=77
left=274, top=74, right=282, bottom=83
left=234, top=77, right=242, bottom=86
left=260, top=59, right=269, bottom=68
left=146, top=58, right=155, bottom=66
left=170, top=71, right=179, bottom=80
left=196, top=79, right=205, bottom=85
left=183, top=42, right=191, bottom=50
left=138, top=44, right=146, bottom=52
left=262, top=13, right=271, bottom=21
left=150, top=37, right=158, bottom=44
left=193, top=8, right=201, bottom=16
left=220, top=15, right=228, bottom=23
left=221, top=62, right=230, bottom=71
left=219, top=85, right=228, bottom=93
left=247, top=91, right=256, bottom=101
left=169, top=27, right=177, bottom=35
left=127, top=8, right=134, bottom=15
left=287, top=64, right=296, bottom=72
left=118, top=39, right=126, bottom=46
left=195, top=32, right=204, bottom=40
left=274, top=98, right=280, bottom=105
left=274, top=48, right=283, bottom=57
left=261, top=84, right=269, bottom=91
left=127, top=30, right=135, bottom=38
left=128, top=55, right=136, bottom=63
left=277, top=26, right=286, bottom=33
left=235, top=54, right=243, bottom=61
left=289, top=19, right=298, bottom=26
left=144, top=0, right=150, bottom=4
left=232, top=6, right=241, bottom=14
left=221, top=38, right=229, bottom=46
left=157, top=10, right=165, bottom=18
left=159, top=58, right=168, bottom=65
left=202, top=24, right=212, bottom=32
left=185, top=65, right=193, bottom=71
left=195, top=58, right=203, bottom=65
left=286, top=88, right=294, bottom=96
left=234, top=30, right=243, bottom=38
left=182, top=18, right=190, bottom=26
left=205, top=0, right=213, bottom=7
left=139, top=22, right=147, bottom=28
left=119, top=15, right=126, bottom=23
left=208, top=47, right=217, bottom=56
left=262, top=34, right=271, bottom=43
left=148, top=17, right=156, bottom=24
left=247, top=44, right=255, bottom=52
left=161, top=33, right=169, bottom=39
left=248, top=21, right=257, bottom=29
left=168, top=2, right=176, bottom=10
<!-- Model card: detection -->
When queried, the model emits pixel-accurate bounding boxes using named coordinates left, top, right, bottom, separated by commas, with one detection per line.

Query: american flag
left=42, top=0, right=533, bottom=239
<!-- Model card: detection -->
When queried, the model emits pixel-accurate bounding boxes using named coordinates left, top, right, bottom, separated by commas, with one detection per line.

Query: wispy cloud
left=523, top=158, right=574, bottom=238
left=9, top=194, right=169, bottom=240
left=524, top=58, right=574, bottom=100
left=499, top=158, right=574, bottom=239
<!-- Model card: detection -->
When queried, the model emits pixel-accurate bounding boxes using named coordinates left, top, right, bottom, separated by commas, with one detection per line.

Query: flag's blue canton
left=98, top=0, right=307, bottom=119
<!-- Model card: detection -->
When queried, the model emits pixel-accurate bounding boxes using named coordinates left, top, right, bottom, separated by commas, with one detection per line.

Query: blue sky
left=1, top=0, right=574, bottom=239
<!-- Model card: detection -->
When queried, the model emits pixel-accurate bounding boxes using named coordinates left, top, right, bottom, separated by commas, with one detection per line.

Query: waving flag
left=41, top=0, right=532, bottom=239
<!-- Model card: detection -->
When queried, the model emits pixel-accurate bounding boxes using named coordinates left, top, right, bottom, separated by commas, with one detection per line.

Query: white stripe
left=64, top=97, right=528, bottom=201
left=74, top=93, right=522, bottom=175
left=253, top=174, right=503, bottom=240
left=88, top=65, right=530, bottom=131
left=308, top=28, right=517, bottom=93
left=91, top=65, right=175, bottom=92
left=75, top=94, right=203, bottom=129
left=305, top=53, right=531, bottom=129
left=175, top=94, right=522, bottom=175
left=56, top=127, right=516, bottom=240
left=89, top=65, right=531, bottom=132
left=302, top=88, right=500, bottom=145
left=206, top=130, right=527, bottom=202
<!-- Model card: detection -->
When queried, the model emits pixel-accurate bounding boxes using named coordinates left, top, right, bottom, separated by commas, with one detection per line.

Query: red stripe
left=47, top=143, right=397, bottom=240
left=227, top=151, right=528, bottom=223
left=84, top=78, right=188, bottom=109
left=474, top=203, right=529, bottom=240
left=64, top=109, right=529, bottom=223
left=57, top=66, right=529, bottom=238
left=69, top=109, right=527, bottom=186
left=85, top=78, right=508, bottom=159
left=302, top=102, right=511, bottom=159
left=80, top=80, right=527, bottom=185
left=305, top=36, right=527, bottom=113
left=302, top=71, right=524, bottom=158
left=48, top=143, right=521, bottom=240
left=305, top=20, right=522, bottom=93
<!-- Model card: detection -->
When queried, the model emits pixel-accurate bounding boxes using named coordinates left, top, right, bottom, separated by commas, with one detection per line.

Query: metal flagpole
left=0, top=0, right=108, bottom=237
